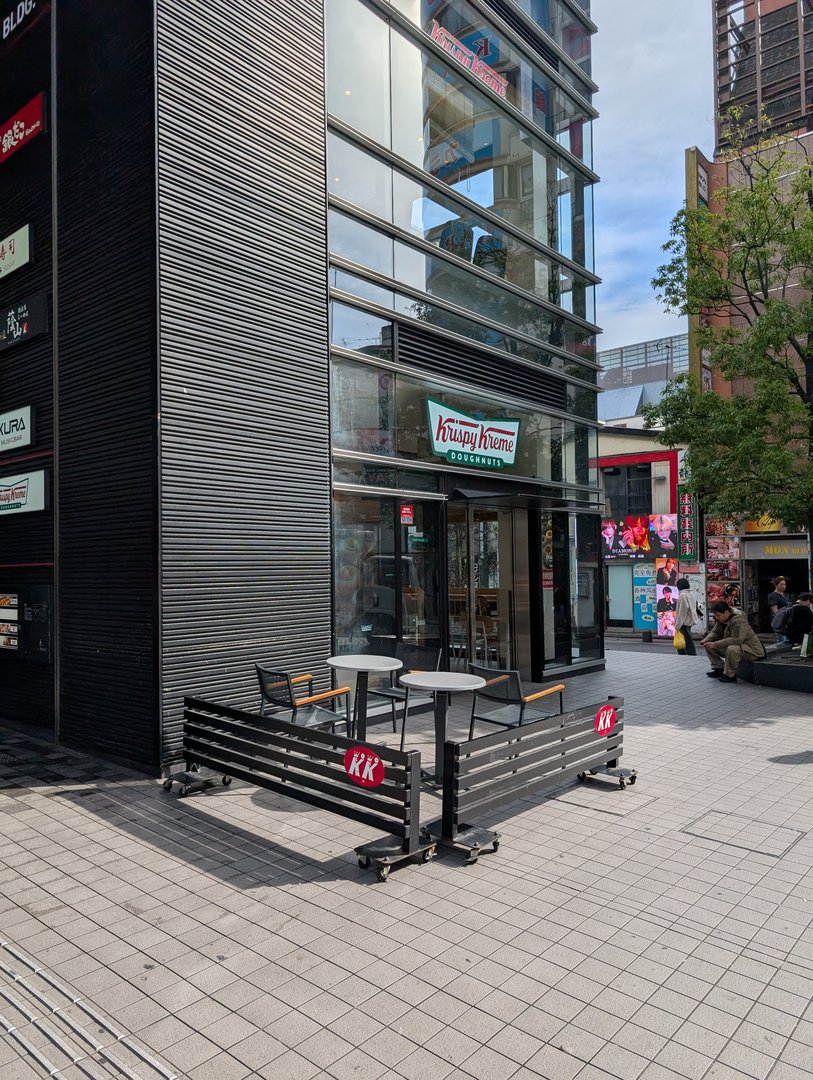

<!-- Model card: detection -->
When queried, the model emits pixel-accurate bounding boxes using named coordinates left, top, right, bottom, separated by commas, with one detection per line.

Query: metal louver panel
left=396, top=323, right=568, bottom=414
left=156, top=0, right=332, bottom=761
left=55, top=5, right=159, bottom=766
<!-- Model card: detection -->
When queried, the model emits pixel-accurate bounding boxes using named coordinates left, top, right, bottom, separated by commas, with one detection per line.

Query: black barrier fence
left=180, top=698, right=425, bottom=862
left=427, top=696, right=627, bottom=860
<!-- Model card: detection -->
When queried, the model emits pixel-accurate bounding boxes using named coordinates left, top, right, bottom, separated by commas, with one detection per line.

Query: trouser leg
left=681, top=624, right=697, bottom=656
left=723, top=644, right=743, bottom=678
left=706, top=642, right=725, bottom=671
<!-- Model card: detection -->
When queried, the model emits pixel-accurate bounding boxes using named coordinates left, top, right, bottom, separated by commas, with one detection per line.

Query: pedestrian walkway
left=2, top=648, right=812, bottom=1079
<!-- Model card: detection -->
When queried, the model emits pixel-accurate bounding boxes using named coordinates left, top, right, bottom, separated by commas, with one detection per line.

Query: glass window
left=329, top=209, right=394, bottom=277
left=388, top=0, right=594, bottom=166
left=570, top=514, right=601, bottom=660
left=326, top=0, right=391, bottom=146
left=328, top=134, right=393, bottom=219
left=330, top=301, right=394, bottom=359
left=331, top=357, right=395, bottom=454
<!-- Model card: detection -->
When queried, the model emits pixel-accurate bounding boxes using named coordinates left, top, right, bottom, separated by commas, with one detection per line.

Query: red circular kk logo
left=595, top=705, right=617, bottom=735
left=344, top=747, right=385, bottom=788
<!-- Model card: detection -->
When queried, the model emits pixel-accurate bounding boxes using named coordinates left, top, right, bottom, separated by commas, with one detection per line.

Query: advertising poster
left=655, top=557, right=678, bottom=587
left=623, top=515, right=651, bottom=557
left=649, top=513, right=678, bottom=557
left=632, top=563, right=657, bottom=631
left=654, top=558, right=678, bottom=638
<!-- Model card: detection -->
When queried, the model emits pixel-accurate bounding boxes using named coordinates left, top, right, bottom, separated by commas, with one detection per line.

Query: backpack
left=771, top=604, right=794, bottom=633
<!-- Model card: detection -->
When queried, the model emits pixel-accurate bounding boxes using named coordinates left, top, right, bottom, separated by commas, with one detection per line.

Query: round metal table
left=399, top=671, right=486, bottom=783
left=326, top=654, right=402, bottom=742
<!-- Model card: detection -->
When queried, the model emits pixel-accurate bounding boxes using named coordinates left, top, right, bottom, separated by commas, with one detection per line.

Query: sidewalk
left=2, top=648, right=813, bottom=1080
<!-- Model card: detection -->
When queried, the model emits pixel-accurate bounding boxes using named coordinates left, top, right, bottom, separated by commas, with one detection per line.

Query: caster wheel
left=178, top=786, right=189, bottom=798
left=162, top=779, right=173, bottom=792
left=629, top=775, right=637, bottom=785
left=577, top=772, right=586, bottom=783
left=421, top=847, right=435, bottom=863
left=492, top=840, right=500, bottom=853
left=466, top=849, right=480, bottom=865
left=377, top=867, right=390, bottom=883
left=358, top=856, right=371, bottom=869
left=222, top=776, right=232, bottom=786
left=618, top=778, right=626, bottom=789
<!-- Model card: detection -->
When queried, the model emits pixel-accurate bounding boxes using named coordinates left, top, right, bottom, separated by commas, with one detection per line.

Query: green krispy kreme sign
left=427, top=399, right=520, bottom=470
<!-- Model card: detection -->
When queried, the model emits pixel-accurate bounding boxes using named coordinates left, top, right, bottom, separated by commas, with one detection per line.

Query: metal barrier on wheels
left=424, top=696, right=632, bottom=863
left=167, top=697, right=436, bottom=882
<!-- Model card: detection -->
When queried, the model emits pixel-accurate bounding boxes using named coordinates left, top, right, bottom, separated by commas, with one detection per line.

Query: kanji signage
left=344, top=746, right=385, bottom=788
left=0, top=292, right=48, bottom=352
left=0, top=470, right=46, bottom=515
left=427, top=399, right=520, bottom=470
left=0, top=224, right=30, bottom=281
left=1, top=94, right=44, bottom=165
left=677, top=485, right=698, bottom=562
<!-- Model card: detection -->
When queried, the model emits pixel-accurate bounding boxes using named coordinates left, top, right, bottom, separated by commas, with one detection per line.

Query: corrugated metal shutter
left=55, top=5, right=160, bottom=766
left=396, top=322, right=568, bottom=414
left=156, top=0, right=332, bottom=761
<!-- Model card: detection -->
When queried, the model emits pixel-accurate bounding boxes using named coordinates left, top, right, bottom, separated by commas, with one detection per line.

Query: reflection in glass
left=331, top=358, right=395, bottom=455
left=330, top=301, right=393, bottom=358
left=326, top=0, right=391, bottom=146
left=570, top=514, right=601, bottom=660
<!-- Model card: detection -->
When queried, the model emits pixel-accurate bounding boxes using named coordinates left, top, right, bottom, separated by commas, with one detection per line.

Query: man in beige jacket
left=701, top=601, right=767, bottom=683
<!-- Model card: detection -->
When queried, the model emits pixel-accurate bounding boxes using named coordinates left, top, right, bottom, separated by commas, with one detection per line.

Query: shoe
left=706, top=670, right=722, bottom=678
left=718, top=674, right=737, bottom=683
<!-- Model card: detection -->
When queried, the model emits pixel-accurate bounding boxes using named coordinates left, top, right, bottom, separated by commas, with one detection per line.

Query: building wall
left=156, top=0, right=333, bottom=759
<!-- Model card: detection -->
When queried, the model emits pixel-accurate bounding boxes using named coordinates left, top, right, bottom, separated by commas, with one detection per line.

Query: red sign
left=344, top=747, right=385, bottom=788
left=595, top=704, right=617, bottom=736
left=1, top=94, right=45, bottom=165
left=400, top=504, right=414, bottom=525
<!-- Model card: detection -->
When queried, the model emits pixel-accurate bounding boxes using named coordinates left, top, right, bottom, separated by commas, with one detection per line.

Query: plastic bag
left=673, top=629, right=686, bottom=650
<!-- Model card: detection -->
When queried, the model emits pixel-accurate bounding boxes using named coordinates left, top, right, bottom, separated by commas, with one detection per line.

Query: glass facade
left=326, top=0, right=602, bottom=675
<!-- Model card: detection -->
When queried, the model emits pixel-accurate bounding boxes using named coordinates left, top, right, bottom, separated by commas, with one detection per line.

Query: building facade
left=1, top=0, right=603, bottom=771
left=716, top=0, right=813, bottom=151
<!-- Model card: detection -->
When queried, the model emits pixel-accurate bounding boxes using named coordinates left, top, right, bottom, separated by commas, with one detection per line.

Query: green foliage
left=643, top=115, right=813, bottom=534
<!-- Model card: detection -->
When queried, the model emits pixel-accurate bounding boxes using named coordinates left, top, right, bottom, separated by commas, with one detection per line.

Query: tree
left=643, top=114, right=813, bottom=583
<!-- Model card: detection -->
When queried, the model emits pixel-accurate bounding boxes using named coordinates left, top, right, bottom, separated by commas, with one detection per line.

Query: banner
left=677, top=485, right=698, bottom=561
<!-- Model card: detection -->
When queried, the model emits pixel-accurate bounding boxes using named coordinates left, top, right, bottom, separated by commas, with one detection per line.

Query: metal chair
left=467, top=664, right=565, bottom=740
left=255, top=666, right=350, bottom=733
left=367, top=643, right=442, bottom=750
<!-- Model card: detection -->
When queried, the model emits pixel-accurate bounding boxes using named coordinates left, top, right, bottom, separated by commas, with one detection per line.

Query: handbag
left=673, top=629, right=686, bottom=650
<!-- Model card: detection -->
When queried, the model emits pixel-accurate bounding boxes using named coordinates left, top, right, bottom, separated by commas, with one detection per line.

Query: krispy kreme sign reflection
left=427, top=399, right=520, bottom=470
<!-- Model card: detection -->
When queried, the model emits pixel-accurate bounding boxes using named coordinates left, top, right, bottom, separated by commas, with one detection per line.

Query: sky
left=590, top=0, right=715, bottom=350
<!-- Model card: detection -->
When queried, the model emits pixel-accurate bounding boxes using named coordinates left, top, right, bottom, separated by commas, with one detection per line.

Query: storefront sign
left=632, top=563, right=657, bottom=631
left=427, top=399, right=520, bottom=470
left=677, top=485, right=698, bottom=562
left=0, top=291, right=48, bottom=351
left=744, top=515, right=781, bottom=534
left=0, top=405, right=32, bottom=453
left=1, top=94, right=44, bottom=165
left=400, top=504, right=414, bottom=525
left=428, top=20, right=508, bottom=98
left=0, top=223, right=30, bottom=280
left=0, top=470, right=45, bottom=514
left=741, top=539, right=810, bottom=560
left=595, top=704, right=616, bottom=735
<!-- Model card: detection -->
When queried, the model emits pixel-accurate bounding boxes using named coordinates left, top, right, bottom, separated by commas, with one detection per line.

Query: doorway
left=447, top=503, right=531, bottom=674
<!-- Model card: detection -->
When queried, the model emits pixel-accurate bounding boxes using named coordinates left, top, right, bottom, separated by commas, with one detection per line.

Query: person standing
left=674, top=578, right=698, bottom=656
left=784, top=592, right=813, bottom=647
left=701, top=601, right=767, bottom=682
left=767, top=576, right=790, bottom=644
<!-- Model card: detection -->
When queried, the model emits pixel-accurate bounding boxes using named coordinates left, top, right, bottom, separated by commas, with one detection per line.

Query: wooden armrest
left=407, top=668, right=426, bottom=674
left=523, top=683, right=565, bottom=703
left=484, top=674, right=510, bottom=687
left=291, top=673, right=314, bottom=685
left=297, top=686, right=351, bottom=706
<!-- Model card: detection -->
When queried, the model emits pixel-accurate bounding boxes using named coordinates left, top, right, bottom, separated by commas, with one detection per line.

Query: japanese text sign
left=0, top=292, right=48, bottom=352
left=677, top=485, right=698, bottom=562
left=0, top=224, right=31, bottom=281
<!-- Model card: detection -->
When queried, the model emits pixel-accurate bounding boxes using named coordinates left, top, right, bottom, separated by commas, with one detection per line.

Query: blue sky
left=590, top=0, right=715, bottom=349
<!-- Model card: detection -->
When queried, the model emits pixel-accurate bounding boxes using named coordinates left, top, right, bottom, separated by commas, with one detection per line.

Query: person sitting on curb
left=700, top=601, right=767, bottom=683
left=785, top=592, right=813, bottom=647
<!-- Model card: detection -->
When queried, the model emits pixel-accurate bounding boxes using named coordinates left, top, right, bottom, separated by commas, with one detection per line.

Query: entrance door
left=447, top=504, right=530, bottom=673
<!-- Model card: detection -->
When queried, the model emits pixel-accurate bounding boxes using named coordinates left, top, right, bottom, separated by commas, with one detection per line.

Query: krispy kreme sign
left=427, top=399, right=520, bottom=470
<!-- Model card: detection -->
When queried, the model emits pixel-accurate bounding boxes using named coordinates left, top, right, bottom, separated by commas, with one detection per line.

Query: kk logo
left=343, top=747, right=385, bottom=788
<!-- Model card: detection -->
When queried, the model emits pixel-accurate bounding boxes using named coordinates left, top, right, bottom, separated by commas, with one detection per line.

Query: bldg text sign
left=0, top=405, right=32, bottom=453
left=427, top=399, right=520, bottom=470
left=429, top=20, right=508, bottom=98
left=677, top=485, right=698, bottom=562
left=1, top=93, right=44, bottom=164
left=0, top=223, right=30, bottom=281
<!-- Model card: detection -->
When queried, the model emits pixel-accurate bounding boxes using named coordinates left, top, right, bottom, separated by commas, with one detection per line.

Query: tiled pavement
left=2, top=647, right=813, bottom=1080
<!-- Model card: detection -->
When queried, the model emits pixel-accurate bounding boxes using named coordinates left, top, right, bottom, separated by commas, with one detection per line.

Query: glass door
left=448, top=504, right=518, bottom=670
